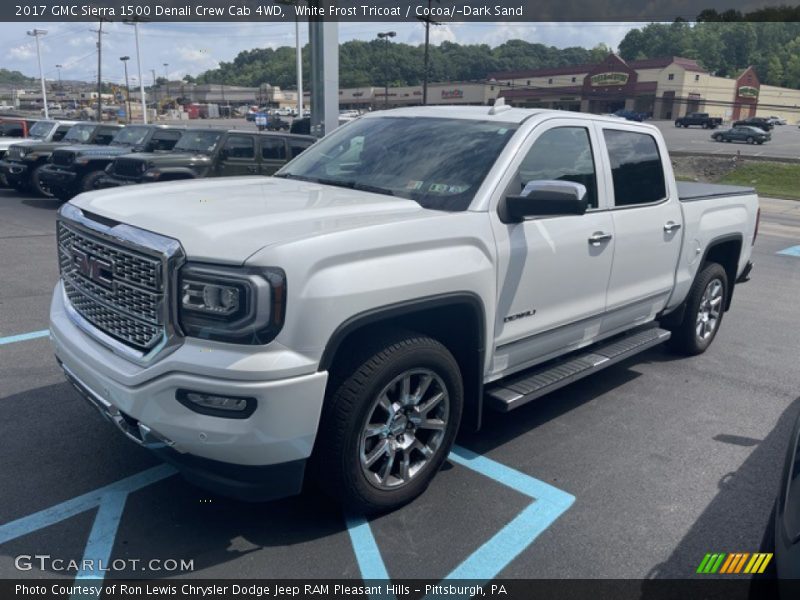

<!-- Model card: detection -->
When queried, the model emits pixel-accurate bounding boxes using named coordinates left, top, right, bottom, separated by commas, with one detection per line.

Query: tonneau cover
left=678, top=181, right=755, bottom=202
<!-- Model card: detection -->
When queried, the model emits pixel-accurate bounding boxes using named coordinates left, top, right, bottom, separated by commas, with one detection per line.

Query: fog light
left=177, top=389, right=256, bottom=419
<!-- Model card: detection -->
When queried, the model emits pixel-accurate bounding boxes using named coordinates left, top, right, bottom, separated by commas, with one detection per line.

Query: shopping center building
left=489, top=53, right=800, bottom=122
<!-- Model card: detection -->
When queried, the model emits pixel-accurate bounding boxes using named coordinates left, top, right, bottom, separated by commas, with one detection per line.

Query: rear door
left=217, top=133, right=258, bottom=177
left=597, top=125, right=683, bottom=336
left=259, top=136, right=288, bottom=175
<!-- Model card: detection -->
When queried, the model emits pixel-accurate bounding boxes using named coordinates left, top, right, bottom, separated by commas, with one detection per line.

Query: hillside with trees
left=193, top=21, right=800, bottom=91
left=0, top=69, right=34, bottom=85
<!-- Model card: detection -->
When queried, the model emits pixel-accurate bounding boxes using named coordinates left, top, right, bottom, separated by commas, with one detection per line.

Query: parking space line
left=777, top=245, right=800, bottom=257
left=345, top=445, right=575, bottom=595
left=0, top=329, right=50, bottom=346
left=0, top=465, right=175, bottom=545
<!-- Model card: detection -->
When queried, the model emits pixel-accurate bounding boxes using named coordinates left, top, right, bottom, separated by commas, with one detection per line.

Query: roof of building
left=488, top=55, right=707, bottom=80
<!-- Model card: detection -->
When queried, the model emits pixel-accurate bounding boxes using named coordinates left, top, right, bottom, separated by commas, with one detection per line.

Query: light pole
left=123, top=19, right=148, bottom=124
left=276, top=0, right=304, bottom=118
left=163, top=63, right=169, bottom=107
left=55, top=64, right=62, bottom=90
left=27, top=29, right=48, bottom=119
left=376, top=31, right=396, bottom=110
left=120, top=56, right=131, bottom=123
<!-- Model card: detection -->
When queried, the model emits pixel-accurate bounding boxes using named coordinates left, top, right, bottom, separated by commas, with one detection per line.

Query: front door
left=597, top=125, right=683, bottom=335
left=217, top=134, right=258, bottom=177
left=490, top=120, right=615, bottom=378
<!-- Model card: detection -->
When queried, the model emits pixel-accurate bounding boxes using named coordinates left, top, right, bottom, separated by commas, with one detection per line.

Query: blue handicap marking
left=0, top=464, right=176, bottom=596
left=0, top=329, right=50, bottom=346
left=345, top=445, right=576, bottom=600
left=777, top=245, right=800, bottom=257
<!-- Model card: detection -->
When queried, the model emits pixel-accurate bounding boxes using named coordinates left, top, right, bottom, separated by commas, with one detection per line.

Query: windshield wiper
left=275, top=173, right=394, bottom=196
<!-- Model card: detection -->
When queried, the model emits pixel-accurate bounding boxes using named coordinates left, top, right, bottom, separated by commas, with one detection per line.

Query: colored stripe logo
left=697, top=552, right=772, bottom=574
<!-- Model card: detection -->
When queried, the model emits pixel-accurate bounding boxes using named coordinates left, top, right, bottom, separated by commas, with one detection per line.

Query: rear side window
left=53, top=126, right=71, bottom=141
left=222, top=135, right=255, bottom=159
left=603, top=130, right=666, bottom=206
left=289, top=139, right=312, bottom=158
left=94, top=127, right=118, bottom=145
left=151, top=130, right=181, bottom=151
left=262, top=138, right=287, bottom=160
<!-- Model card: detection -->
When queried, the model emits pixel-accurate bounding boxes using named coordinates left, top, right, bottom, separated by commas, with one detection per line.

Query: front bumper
left=50, top=281, right=328, bottom=501
left=0, top=159, right=29, bottom=181
left=39, top=165, right=77, bottom=189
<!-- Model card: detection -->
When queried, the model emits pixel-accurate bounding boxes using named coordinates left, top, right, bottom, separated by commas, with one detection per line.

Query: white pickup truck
left=50, top=106, right=759, bottom=512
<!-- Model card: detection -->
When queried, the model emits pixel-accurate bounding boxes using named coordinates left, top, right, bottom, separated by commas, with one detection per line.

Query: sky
left=0, top=21, right=645, bottom=87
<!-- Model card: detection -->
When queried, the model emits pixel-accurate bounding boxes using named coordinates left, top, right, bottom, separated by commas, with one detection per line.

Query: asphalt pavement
left=0, top=189, right=799, bottom=584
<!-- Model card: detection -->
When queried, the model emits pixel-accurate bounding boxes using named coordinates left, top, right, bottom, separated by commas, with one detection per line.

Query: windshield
left=63, top=124, right=96, bottom=143
left=276, top=117, right=519, bottom=211
left=111, top=126, right=150, bottom=146
left=174, top=130, right=222, bottom=154
left=28, top=121, right=55, bottom=139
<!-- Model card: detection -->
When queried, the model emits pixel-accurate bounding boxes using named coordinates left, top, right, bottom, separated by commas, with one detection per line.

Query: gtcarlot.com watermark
left=14, top=554, right=194, bottom=573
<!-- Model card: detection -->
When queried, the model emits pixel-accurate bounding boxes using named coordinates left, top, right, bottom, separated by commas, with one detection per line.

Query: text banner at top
left=4, top=1, right=800, bottom=23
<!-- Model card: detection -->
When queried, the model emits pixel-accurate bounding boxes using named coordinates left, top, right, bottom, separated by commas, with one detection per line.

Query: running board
left=485, top=326, right=671, bottom=412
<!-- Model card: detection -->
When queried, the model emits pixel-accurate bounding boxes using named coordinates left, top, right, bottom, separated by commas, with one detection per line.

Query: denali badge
left=504, top=310, right=536, bottom=323
left=73, top=249, right=114, bottom=289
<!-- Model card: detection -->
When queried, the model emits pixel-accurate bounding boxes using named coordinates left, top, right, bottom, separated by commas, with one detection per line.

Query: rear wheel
left=81, top=170, right=105, bottom=193
left=746, top=136, right=755, bottom=144
left=313, top=331, right=463, bottom=513
left=667, top=262, right=728, bottom=356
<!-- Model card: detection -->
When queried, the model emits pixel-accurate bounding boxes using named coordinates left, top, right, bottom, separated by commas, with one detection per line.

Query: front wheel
left=30, top=165, right=53, bottom=198
left=313, top=331, right=463, bottom=513
left=667, top=262, right=728, bottom=356
left=746, top=136, right=754, bottom=144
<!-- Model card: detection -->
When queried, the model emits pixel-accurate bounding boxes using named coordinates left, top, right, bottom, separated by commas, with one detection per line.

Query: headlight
left=178, top=264, right=286, bottom=345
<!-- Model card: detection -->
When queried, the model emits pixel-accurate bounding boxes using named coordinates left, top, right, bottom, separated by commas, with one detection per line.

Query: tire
left=713, top=135, right=722, bottom=142
left=81, top=170, right=105, bottom=193
left=313, top=330, right=463, bottom=513
left=757, top=140, right=764, bottom=145
left=674, top=121, right=681, bottom=128
left=746, top=137, right=754, bottom=144
left=30, top=165, right=53, bottom=198
left=667, top=262, right=728, bottom=356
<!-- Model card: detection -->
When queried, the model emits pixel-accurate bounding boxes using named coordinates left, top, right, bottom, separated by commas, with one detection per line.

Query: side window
left=516, top=126, right=598, bottom=209
left=289, top=139, right=312, bottom=158
left=53, top=126, right=71, bottom=141
left=222, top=135, right=255, bottom=159
left=603, top=130, right=666, bottom=207
left=94, top=128, right=117, bottom=145
left=151, top=130, right=181, bottom=151
left=262, top=138, right=287, bottom=160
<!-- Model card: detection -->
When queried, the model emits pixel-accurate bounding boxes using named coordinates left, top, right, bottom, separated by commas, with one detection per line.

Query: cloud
left=176, top=46, right=220, bottom=71
left=9, top=44, right=35, bottom=60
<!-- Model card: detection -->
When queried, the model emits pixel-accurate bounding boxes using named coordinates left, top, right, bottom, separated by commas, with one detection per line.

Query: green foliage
left=0, top=68, right=34, bottom=85
left=619, top=21, right=800, bottom=87
left=193, top=39, right=615, bottom=90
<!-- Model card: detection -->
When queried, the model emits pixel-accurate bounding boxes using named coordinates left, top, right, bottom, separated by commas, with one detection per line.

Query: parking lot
left=1, top=185, right=799, bottom=586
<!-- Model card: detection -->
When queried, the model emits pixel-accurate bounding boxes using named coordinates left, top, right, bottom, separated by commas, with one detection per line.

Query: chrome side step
left=485, top=326, right=671, bottom=412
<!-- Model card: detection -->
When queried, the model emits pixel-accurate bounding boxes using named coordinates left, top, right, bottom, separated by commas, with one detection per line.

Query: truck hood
left=59, top=143, right=134, bottom=158
left=70, top=176, right=436, bottom=263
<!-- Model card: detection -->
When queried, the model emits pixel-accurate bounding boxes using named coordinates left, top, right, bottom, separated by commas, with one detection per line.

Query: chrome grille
left=51, top=150, right=75, bottom=167
left=57, top=220, right=165, bottom=352
left=113, top=157, right=145, bottom=178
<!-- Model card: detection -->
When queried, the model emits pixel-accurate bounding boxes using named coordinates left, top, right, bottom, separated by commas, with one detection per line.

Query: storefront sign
left=590, top=72, right=629, bottom=86
left=441, top=89, right=464, bottom=99
left=738, top=86, right=759, bottom=98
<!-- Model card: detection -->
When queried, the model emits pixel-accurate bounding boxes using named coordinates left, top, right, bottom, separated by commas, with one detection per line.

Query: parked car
left=39, top=124, right=184, bottom=201
left=767, top=116, right=787, bottom=126
left=0, top=118, right=37, bottom=138
left=712, top=125, right=771, bottom=145
left=733, top=117, right=773, bottom=131
left=0, top=120, right=76, bottom=187
left=611, top=109, right=645, bottom=122
left=0, top=122, right=122, bottom=196
left=51, top=107, right=759, bottom=512
left=674, top=112, right=722, bottom=129
left=99, top=129, right=315, bottom=187
left=776, top=411, right=800, bottom=582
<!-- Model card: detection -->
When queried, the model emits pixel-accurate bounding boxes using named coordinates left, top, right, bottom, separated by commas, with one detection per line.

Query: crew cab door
left=596, top=125, right=683, bottom=335
left=216, top=134, right=258, bottom=177
left=259, top=136, right=288, bottom=175
left=490, top=120, right=615, bottom=376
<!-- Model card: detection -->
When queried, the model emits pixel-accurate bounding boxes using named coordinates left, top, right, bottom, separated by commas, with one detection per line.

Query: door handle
left=664, top=221, right=682, bottom=233
left=588, top=232, right=613, bottom=246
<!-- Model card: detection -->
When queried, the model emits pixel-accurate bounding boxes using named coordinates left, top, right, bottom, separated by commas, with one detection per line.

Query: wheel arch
left=319, top=293, right=487, bottom=432
left=701, top=233, right=743, bottom=311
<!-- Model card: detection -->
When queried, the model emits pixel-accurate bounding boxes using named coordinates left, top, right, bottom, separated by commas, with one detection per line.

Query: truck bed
left=677, top=181, right=755, bottom=202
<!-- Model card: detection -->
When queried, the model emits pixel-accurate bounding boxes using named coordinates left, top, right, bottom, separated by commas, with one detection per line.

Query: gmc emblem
left=73, top=249, right=114, bottom=289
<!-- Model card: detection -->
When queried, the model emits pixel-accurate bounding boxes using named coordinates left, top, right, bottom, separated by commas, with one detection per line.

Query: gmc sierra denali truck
left=50, top=105, right=759, bottom=513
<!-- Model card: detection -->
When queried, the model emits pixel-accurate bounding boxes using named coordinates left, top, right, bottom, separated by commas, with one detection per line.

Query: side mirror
left=501, top=180, right=588, bottom=223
